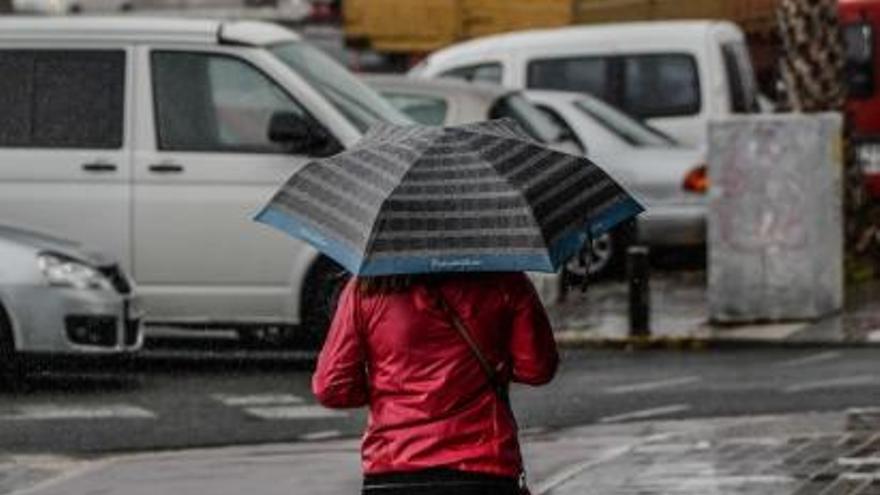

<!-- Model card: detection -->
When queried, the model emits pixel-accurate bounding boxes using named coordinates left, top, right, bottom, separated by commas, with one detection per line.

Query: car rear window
left=0, top=50, right=125, bottom=149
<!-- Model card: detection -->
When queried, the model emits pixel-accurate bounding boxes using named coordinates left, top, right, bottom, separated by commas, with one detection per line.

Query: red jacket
left=312, top=273, right=558, bottom=478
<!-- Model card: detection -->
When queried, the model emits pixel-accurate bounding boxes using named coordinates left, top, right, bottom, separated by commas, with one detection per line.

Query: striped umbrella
left=255, top=119, right=643, bottom=276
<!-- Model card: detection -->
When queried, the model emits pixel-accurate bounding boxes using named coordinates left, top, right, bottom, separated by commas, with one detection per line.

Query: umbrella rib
left=470, top=134, right=555, bottom=269
left=358, top=133, right=446, bottom=274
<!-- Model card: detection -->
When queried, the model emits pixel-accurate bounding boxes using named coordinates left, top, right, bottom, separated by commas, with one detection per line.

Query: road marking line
left=211, top=393, right=304, bottom=406
left=774, top=351, right=841, bottom=368
left=598, top=404, right=691, bottom=424
left=5, top=458, right=115, bottom=495
left=0, top=404, right=155, bottom=421
left=244, top=405, right=347, bottom=420
left=533, top=432, right=674, bottom=495
left=784, top=375, right=879, bottom=393
left=603, top=376, right=701, bottom=395
left=299, top=429, right=343, bottom=441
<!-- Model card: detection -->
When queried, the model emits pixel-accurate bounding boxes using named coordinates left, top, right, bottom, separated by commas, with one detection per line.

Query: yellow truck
left=344, top=0, right=778, bottom=83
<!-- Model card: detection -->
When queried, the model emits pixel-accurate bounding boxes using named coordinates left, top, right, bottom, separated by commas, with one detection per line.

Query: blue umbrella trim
left=359, top=252, right=555, bottom=276
left=256, top=195, right=643, bottom=276
left=254, top=207, right=365, bottom=275
left=547, top=196, right=645, bottom=270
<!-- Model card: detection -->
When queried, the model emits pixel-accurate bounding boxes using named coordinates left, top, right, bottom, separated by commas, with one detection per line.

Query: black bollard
left=627, top=245, right=650, bottom=337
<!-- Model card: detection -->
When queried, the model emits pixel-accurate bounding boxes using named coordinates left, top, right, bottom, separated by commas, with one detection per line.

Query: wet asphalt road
left=1, top=345, right=878, bottom=455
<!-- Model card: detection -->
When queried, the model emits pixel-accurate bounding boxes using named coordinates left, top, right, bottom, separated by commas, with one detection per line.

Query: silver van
left=0, top=17, right=410, bottom=347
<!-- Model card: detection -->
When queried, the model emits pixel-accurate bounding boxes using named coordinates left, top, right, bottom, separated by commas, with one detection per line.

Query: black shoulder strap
left=431, top=287, right=507, bottom=401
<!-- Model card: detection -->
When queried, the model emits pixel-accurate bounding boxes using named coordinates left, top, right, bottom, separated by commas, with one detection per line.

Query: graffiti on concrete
left=714, top=123, right=809, bottom=254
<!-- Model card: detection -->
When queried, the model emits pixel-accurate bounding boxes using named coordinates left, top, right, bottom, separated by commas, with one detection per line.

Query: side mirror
left=268, top=112, right=341, bottom=157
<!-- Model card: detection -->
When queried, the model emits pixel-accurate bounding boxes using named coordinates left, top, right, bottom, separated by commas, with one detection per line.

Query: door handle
left=149, top=163, right=184, bottom=173
left=82, top=162, right=117, bottom=172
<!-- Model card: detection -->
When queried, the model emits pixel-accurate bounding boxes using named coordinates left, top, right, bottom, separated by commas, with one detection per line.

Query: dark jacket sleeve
left=311, top=281, right=369, bottom=408
left=507, top=274, right=559, bottom=385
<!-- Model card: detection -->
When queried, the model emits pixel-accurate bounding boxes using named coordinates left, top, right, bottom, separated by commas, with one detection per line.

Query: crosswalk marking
left=598, top=404, right=691, bottom=424
left=784, top=375, right=879, bottom=393
left=774, top=351, right=841, bottom=368
left=244, top=405, right=347, bottom=420
left=604, top=376, right=701, bottom=395
left=210, top=392, right=347, bottom=421
left=0, top=404, right=156, bottom=421
left=299, top=429, right=344, bottom=441
left=210, top=393, right=304, bottom=407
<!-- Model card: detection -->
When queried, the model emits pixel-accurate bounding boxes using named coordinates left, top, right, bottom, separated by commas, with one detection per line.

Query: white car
left=0, top=17, right=411, bottom=348
left=12, top=0, right=133, bottom=14
left=525, top=90, right=707, bottom=277
left=0, top=223, right=142, bottom=387
left=410, top=20, right=760, bottom=147
left=363, top=74, right=584, bottom=156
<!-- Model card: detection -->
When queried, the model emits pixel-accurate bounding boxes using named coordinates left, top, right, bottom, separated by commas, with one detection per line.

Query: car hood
left=0, top=223, right=113, bottom=266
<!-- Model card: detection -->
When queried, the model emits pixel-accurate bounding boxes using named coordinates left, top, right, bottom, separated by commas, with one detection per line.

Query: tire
left=0, top=304, right=25, bottom=391
left=299, top=256, right=349, bottom=350
left=564, top=231, right=624, bottom=282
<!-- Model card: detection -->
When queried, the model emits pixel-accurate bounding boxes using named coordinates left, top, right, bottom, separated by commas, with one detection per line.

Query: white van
left=410, top=21, right=760, bottom=146
left=0, top=17, right=410, bottom=347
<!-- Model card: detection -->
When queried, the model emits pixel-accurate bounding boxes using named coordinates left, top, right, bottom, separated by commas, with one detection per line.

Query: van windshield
left=270, top=42, right=412, bottom=131
left=573, top=96, right=675, bottom=147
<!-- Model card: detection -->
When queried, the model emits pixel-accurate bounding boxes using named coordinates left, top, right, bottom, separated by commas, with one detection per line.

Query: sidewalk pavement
left=4, top=409, right=879, bottom=495
left=545, top=271, right=880, bottom=349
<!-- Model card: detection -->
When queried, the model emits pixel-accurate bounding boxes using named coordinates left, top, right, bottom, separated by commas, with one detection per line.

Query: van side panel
left=0, top=43, right=134, bottom=271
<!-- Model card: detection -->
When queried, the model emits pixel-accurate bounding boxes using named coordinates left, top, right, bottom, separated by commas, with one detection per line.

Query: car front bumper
left=637, top=204, right=706, bottom=247
left=4, top=286, right=143, bottom=355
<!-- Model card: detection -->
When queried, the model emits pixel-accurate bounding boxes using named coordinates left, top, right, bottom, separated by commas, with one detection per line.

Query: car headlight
left=37, top=253, right=113, bottom=291
left=857, top=142, right=880, bottom=174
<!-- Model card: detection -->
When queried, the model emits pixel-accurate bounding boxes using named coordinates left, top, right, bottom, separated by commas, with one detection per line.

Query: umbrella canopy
left=255, top=119, right=643, bottom=276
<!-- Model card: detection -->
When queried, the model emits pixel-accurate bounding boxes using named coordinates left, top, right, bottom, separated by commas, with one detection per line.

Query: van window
left=152, top=51, right=309, bottom=153
left=270, top=42, right=411, bottom=131
left=439, top=63, right=503, bottom=84
left=380, top=92, right=449, bottom=126
left=622, top=54, right=700, bottom=118
left=527, top=56, right=612, bottom=102
left=721, top=44, right=759, bottom=113
left=0, top=50, right=124, bottom=149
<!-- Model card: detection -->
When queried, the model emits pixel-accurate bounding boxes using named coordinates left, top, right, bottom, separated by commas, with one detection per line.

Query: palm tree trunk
left=777, top=0, right=876, bottom=278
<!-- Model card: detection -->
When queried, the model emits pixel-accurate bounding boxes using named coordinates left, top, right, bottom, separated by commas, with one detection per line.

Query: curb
left=554, top=333, right=880, bottom=350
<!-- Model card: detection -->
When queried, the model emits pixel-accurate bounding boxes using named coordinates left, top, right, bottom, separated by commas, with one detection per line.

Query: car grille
left=98, top=264, right=132, bottom=294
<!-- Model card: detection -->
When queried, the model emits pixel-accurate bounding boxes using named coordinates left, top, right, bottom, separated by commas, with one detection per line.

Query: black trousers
left=362, top=468, right=521, bottom=495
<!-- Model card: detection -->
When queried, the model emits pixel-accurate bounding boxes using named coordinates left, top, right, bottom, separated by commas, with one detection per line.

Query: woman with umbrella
left=256, top=119, right=642, bottom=494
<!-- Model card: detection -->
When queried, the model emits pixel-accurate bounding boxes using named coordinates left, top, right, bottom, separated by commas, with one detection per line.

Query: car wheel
left=0, top=304, right=24, bottom=391
left=564, top=230, right=627, bottom=282
left=299, top=256, right=349, bottom=350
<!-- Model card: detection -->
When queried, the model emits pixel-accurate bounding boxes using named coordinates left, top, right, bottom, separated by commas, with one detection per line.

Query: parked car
left=362, top=74, right=584, bottom=156
left=0, top=17, right=411, bottom=348
left=12, top=0, right=133, bottom=14
left=409, top=21, right=761, bottom=147
left=0, top=223, right=142, bottom=387
left=525, top=90, right=707, bottom=277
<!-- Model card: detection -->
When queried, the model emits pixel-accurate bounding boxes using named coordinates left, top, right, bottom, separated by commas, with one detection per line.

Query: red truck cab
left=841, top=0, right=880, bottom=197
